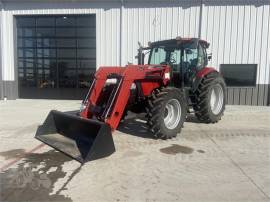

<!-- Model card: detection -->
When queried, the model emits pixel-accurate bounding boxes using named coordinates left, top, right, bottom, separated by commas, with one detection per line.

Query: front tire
left=192, top=72, right=226, bottom=123
left=146, top=87, right=187, bottom=139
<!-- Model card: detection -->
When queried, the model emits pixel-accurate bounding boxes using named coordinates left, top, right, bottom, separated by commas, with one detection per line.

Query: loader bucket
left=35, top=110, right=115, bottom=163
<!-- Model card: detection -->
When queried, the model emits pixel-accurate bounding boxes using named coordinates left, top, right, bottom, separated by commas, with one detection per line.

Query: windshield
left=148, top=45, right=200, bottom=71
left=148, top=40, right=206, bottom=71
left=149, top=47, right=180, bottom=66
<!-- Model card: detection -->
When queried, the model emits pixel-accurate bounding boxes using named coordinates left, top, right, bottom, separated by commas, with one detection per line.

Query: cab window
left=149, top=47, right=181, bottom=71
left=183, top=44, right=205, bottom=70
left=149, top=47, right=166, bottom=64
left=184, top=48, right=198, bottom=68
left=197, top=44, right=205, bottom=69
left=169, top=49, right=181, bottom=71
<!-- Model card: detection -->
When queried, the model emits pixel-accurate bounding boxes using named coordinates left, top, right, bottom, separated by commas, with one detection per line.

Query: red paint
left=141, top=82, right=161, bottom=96
left=80, top=65, right=170, bottom=130
left=196, top=67, right=216, bottom=78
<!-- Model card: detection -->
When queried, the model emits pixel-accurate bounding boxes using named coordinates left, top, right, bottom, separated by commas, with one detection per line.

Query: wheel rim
left=164, top=99, right=181, bottom=129
left=210, top=83, right=224, bottom=115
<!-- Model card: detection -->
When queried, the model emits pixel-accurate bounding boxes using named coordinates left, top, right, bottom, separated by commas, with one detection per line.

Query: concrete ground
left=0, top=99, right=269, bottom=202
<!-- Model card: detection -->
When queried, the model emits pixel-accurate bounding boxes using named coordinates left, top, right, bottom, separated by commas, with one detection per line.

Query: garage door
left=16, top=15, right=96, bottom=99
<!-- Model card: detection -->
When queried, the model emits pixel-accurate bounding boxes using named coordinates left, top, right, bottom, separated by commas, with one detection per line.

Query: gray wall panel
left=239, top=88, right=246, bottom=105
left=233, top=88, right=240, bottom=105
left=265, top=85, right=269, bottom=106
left=258, top=85, right=266, bottom=106
left=268, top=85, right=270, bottom=105
left=226, top=88, right=233, bottom=104
left=0, top=82, right=2, bottom=100
left=245, top=88, right=253, bottom=105
left=0, top=4, right=3, bottom=100
left=251, top=86, right=258, bottom=105
left=226, top=85, right=269, bottom=105
left=3, top=81, right=17, bottom=99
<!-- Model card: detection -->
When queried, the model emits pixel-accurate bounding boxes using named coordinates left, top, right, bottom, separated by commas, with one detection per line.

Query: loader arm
left=34, top=64, right=171, bottom=164
left=80, top=65, right=170, bottom=130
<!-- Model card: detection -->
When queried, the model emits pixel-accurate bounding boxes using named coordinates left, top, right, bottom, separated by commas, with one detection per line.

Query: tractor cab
left=139, top=37, right=210, bottom=88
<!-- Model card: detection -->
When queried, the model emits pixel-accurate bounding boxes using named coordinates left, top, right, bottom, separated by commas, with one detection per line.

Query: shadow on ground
left=0, top=149, right=81, bottom=202
left=185, top=114, right=201, bottom=123
left=118, top=114, right=201, bottom=138
left=118, top=118, right=154, bottom=139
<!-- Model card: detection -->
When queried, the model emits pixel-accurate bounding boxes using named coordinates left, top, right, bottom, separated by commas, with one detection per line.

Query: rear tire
left=192, top=72, right=226, bottom=123
left=146, top=87, right=187, bottom=139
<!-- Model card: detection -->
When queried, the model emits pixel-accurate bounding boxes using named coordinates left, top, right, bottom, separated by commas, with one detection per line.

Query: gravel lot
left=0, top=99, right=270, bottom=202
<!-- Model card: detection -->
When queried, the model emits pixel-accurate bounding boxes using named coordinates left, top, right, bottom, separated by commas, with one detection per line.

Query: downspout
left=0, top=0, right=3, bottom=100
left=119, top=0, right=124, bottom=66
left=198, top=0, right=203, bottom=38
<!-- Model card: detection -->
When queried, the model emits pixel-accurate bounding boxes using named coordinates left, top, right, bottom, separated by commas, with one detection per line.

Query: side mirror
left=207, top=53, right=212, bottom=61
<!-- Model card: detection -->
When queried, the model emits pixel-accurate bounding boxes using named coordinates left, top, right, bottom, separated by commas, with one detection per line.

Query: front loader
left=36, top=37, right=226, bottom=163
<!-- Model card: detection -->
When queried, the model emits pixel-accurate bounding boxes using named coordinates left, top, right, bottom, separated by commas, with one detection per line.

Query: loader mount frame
left=80, top=65, right=171, bottom=130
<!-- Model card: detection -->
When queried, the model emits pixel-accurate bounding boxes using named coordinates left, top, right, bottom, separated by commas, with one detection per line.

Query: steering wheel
left=170, top=58, right=176, bottom=64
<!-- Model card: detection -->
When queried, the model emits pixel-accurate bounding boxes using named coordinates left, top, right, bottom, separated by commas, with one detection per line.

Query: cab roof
left=149, top=37, right=210, bottom=49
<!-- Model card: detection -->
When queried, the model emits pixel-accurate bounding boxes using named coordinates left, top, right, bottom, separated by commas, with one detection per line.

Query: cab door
left=182, top=42, right=207, bottom=87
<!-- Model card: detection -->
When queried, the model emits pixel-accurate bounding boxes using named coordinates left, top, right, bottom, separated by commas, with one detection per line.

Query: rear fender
left=192, top=67, right=217, bottom=91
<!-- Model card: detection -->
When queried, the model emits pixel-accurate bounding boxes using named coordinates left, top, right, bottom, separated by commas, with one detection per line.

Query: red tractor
left=36, top=37, right=226, bottom=163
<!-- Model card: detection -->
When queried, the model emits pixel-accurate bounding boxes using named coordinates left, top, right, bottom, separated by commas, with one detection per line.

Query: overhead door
left=16, top=15, right=96, bottom=99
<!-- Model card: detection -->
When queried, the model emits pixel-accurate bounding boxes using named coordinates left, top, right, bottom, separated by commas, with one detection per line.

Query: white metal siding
left=201, top=2, right=270, bottom=105
left=0, top=0, right=269, bottom=105
left=201, top=3, right=270, bottom=85
left=121, top=1, right=201, bottom=65
left=1, top=2, right=121, bottom=80
left=1, top=10, right=15, bottom=81
left=1, top=1, right=201, bottom=79
left=3, top=1, right=269, bottom=84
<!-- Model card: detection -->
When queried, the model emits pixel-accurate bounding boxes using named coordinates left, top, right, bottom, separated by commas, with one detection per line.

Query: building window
left=17, top=15, right=96, bottom=92
left=220, top=64, right=257, bottom=87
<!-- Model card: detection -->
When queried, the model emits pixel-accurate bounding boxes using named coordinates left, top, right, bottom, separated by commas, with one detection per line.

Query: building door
left=16, top=15, right=96, bottom=99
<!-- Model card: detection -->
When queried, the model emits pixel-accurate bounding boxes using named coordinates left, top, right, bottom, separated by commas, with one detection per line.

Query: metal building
left=0, top=0, right=269, bottom=105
